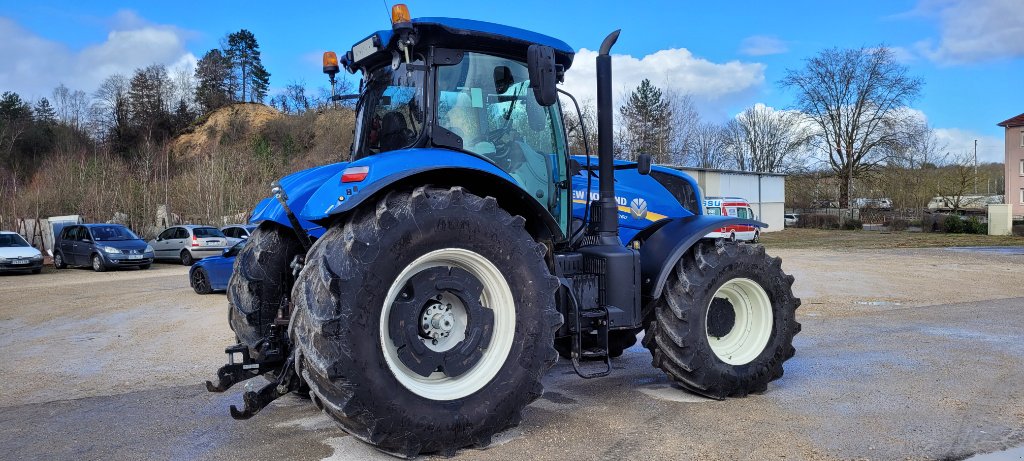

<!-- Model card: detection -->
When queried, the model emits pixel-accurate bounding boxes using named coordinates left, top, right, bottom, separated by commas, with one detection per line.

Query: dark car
left=189, top=239, right=244, bottom=294
left=54, top=224, right=154, bottom=272
left=0, top=231, right=44, bottom=274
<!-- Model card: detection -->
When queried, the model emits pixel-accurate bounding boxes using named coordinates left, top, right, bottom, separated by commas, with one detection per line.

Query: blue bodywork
left=569, top=156, right=702, bottom=245
left=190, top=241, right=245, bottom=292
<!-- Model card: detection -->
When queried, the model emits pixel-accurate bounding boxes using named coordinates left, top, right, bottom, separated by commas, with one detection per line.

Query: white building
left=672, top=167, right=787, bottom=232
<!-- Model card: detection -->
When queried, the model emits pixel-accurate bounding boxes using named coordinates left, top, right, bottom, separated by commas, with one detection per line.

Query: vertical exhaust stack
left=593, top=30, right=621, bottom=245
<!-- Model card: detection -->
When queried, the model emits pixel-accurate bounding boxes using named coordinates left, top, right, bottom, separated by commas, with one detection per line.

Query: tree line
left=564, top=46, right=991, bottom=209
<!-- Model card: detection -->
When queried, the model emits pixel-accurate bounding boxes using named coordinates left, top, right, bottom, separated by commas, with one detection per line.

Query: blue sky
left=1, top=0, right=1020, bottom=162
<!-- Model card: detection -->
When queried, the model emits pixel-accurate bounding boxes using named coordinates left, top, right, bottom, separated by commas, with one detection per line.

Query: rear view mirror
left=527, top=45, right=558, bottom=107
left=637, top=153, right=652, bottom=175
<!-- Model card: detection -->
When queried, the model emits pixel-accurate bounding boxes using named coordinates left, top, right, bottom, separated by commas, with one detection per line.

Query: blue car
left=54, top=224, right=154, bottom=272
left=189, top=240, right=245, bottom=294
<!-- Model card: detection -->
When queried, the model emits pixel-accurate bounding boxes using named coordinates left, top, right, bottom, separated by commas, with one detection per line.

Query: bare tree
left=781, top=46, right=923, bottom=207
left=665, top=90, right=700, bottom=165
left=561, top=96, right=597, bottom=156
left=721, top=104, right=811, bottom=173
left=686, top=121, right=732, bottom=169
left=937, top=152, right=975, bottom=212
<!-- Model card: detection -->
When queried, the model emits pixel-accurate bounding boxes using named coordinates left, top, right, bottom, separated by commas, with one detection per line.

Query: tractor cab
left=328, top=12, right=575, bottom=232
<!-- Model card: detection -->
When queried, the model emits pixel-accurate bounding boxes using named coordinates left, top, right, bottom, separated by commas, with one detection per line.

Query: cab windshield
left=352, top=61, right=426, bottom=159
left=436, top=52, right=568, bottom=228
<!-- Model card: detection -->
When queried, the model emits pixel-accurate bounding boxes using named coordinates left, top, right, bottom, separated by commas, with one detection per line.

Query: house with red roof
left=998, top=113, right=1024, bottom=218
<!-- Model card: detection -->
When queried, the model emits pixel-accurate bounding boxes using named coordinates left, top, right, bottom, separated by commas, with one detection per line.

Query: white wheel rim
left=380, top=248, right=515, bottom=401
left=705, top=278, right=773, bottom=365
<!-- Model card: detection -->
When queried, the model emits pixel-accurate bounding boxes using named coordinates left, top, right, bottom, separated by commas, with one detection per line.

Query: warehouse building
left=670, top=167, right=787, bottom=232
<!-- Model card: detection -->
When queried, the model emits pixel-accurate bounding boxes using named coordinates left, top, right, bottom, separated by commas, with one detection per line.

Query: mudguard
left=639, top=215, right=767, bottom=299
left=299, top=148, right=529, bottom=222
left=249, top=162, right=348, bottom=239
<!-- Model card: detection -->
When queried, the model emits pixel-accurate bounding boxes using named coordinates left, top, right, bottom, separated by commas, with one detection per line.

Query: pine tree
left=619, top=79, right=672, bottom=163
left=195, top=49, right=234, bottom=113
left=225, top=29, right=271, bottom=103
left=33, top=98, right=57, bottom=125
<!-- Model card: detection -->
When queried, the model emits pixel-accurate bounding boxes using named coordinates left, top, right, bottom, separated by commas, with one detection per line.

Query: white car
left=0, top=231, right=44, bottom=274
left=221, top=224, right=258, bottom=245
left=784, top=213, right=800, bottom=227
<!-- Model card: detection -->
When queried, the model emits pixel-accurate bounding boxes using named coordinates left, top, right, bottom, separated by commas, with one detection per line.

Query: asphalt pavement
left=1, top=296, right=1022, bottom=460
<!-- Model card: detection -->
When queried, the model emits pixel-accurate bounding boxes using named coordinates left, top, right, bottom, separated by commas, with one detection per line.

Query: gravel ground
left=0, top=247, right=1022, bottom=460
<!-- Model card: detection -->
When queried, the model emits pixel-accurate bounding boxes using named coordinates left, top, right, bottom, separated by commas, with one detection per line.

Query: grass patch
left=760, top=228, right=1024, bottom=250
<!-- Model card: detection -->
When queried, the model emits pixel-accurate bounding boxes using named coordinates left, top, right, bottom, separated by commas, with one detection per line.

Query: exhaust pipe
left=593, top=30, right=621, bottom=244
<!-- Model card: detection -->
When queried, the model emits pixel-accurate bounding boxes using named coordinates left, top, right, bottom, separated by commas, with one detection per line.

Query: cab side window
left=158, top=228, right=175, bottom=240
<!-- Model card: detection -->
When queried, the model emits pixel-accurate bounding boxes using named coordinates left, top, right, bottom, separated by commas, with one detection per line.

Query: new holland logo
left=629, top=197, right=648, bottom=219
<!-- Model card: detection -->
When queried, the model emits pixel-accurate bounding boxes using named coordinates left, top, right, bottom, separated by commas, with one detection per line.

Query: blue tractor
left=207, top=5, right=799, bottom=457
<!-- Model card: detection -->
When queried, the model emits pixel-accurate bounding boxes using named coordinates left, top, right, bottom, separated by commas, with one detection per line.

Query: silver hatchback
left=149, top=225, right=229, bottom=265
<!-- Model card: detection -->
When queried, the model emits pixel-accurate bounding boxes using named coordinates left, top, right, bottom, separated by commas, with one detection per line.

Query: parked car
left=149, top=225, right=229, bottom=266
left=53, top=224, right=154, bottom=272
left=702, top=197, right=760, bottom=242
left=220, top=224, right=258, bottom=245
left=784, top=213, right=800, bottom=227
left=190, top=239, right=245, bottom=294
left=0, top=231, right=44, bottom=274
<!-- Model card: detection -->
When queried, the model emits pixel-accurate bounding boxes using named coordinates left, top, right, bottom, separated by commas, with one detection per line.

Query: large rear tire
left=227, top=223, right=303, bottom=355
left=291, top=186, right=561, bottom=457
left=643, top=240, right=800, bottom=399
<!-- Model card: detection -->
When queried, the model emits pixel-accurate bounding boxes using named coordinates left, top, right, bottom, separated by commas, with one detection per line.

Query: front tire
left=91, top=254, right=107, bottom=272
left=191, top=268, right=212, bottom=294
left=227, top=223, right=303, bottom=355
left=291, top=186, right=561, bottom=457
left=643, top=240, right=800, bottom=399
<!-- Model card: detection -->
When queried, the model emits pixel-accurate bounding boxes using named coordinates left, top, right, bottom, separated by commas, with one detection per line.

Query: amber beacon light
left=391, top=4, right=411, bottom=25
left=322, top=51, right=339, bottom=76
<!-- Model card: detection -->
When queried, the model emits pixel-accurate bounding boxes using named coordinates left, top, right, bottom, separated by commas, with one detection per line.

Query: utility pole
left=974, top=139, right=978, bottom=195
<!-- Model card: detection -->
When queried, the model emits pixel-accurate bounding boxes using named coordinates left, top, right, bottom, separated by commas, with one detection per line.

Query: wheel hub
left=387, top=266, right=494, bottom=378
left=706, top=298, right=736, bottom=338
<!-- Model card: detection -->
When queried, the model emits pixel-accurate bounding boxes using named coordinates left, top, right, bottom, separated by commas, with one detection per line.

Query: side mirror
left=241, top=235, right=249, bottom=240
left=527, top=45, right=558, bottom=107
left=637, top=153, right=652, bottom=175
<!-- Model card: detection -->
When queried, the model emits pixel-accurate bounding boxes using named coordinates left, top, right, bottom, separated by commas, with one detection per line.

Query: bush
left=963, top=216, right=986, bottom=234
left=889, top=218, right=909, bottom=231
left=841, top=219, right=863, bottom=230
left=943, top=214, right=964, bottom=233
left=798, top=213, right=840, bottom=229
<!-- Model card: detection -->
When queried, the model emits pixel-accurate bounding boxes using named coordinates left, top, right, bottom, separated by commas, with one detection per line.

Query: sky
left=0, top=0, right=1020, bottom=162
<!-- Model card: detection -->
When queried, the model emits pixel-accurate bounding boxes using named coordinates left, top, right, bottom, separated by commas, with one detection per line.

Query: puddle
left=855, top=301, right=902, bottom=306
left=638, top=385, right=714, bottom=403
left=274, top=414, right=336, bottom=431
left=947, top=247, right=1024, bottom=256
left=966, top=443, right=1024, bottom=460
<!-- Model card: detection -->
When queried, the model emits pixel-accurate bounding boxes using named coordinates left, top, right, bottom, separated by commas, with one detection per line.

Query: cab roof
left=347, top=17, right=574, bottom=71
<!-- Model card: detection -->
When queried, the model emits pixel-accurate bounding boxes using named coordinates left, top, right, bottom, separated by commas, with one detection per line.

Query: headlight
left=145, top=245, right=155, bottom=253
left=103, top=246, right=122, bottom=254
left=31, top=254, right=43, bottom=260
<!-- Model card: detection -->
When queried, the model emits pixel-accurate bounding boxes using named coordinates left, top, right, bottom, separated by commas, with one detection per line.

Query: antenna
left=382, top=0, right=391, bottom=20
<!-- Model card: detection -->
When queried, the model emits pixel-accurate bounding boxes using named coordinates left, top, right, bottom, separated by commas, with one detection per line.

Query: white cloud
left=0, top=13, right=197, bottom=99
left=912, top=0, right=1024, bottom=64
left=561, top=48, right=765, bottom=114
left=932, top=128, right=1003, bottom=163
left=739, top=36, right=788, bottom=56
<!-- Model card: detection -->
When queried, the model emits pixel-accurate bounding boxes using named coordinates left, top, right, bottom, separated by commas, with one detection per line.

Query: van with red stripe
left=703, top=197, right=760, bottom=242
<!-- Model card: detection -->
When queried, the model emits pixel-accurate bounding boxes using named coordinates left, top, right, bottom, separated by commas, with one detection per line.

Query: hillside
left=171, top=103, right=284, bottom=158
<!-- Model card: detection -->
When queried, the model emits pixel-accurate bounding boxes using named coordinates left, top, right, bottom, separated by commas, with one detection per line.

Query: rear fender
left=249, top=162, right=348, bottom=239
left=639, top=215, right=766, bottom=299
left=298, top=148, right=564, bottom=241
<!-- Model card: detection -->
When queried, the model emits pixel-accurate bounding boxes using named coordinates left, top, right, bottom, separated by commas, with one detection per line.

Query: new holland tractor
left=206, top=5, right=800, bottom=457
